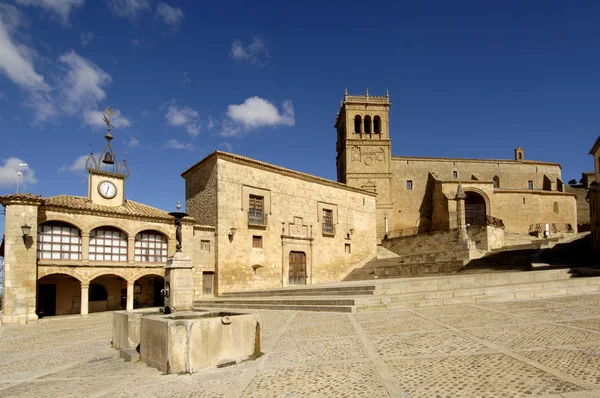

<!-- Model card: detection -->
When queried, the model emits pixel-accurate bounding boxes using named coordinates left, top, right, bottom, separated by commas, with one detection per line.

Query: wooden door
left=203, top=272, right=214, bottom=295
left=289, top=251, right=306, bottom=285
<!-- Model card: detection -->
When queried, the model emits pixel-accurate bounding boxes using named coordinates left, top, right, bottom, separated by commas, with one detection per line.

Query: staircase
left=193, top=268, right=600, bottom=313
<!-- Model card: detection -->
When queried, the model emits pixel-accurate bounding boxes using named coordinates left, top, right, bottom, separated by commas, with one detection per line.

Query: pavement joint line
left=469, top=303, right=600, bottom=335
left=224, top=311, right=298, bottom=398
left=260, top=357, right=372, bottom=371
left=407, top=308, right=599, bottom=391
left=348, top=313, right=403, bottom=398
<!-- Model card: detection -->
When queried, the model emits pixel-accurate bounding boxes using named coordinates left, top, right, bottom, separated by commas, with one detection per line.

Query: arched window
left=37, top=222, right=81, bottom=260
left=374, top=116, right=381, bottom=134
left=135, top=231, right=168, bottom=262
left=354, top=115, right=362, bottom=134
left=493, top=176, right=500, bottom=188
left=553, top=202, right=559, bottom=214
left=89, top=227, right=127, bottom=261
left=364, top=115, right=372, bottom=134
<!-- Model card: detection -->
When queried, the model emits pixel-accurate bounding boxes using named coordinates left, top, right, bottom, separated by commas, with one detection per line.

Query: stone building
left=0, top=132, right=215, bottom=324
left=182, top=151, right=377, bottom=293
left=335, top=90, right=578, bottom=239
left=566, top=172, right=595, bottom=231
left=588, top=136, right=600, bottom=251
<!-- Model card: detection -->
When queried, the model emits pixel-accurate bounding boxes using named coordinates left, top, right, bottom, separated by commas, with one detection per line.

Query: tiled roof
left=0, top=193, right=44, bottom=206
left=42, top=196, right=196, bottom=223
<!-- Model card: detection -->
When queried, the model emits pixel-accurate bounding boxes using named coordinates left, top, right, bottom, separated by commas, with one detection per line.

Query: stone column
left=455, top=183, right=467, bottom=241
left=164, top=252, right=194, bottom=312
left=127, top=236, right=135, bottom=263
left=81, top=232, right=90, bottom=262
left=126, top=282, right=134, bottom=311
left=80, top=283, right=89, bottom=315
left=0, top=195, right=43, bottom=324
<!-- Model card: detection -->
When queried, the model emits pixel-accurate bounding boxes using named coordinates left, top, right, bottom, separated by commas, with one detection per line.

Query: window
left=374, top=116, right=381, bottom=134
left=354, top=115, right=362, bottom=134
left=452, top=171, right=458, bottom=179
left=345, top=243, right=351, bottom=254
left=252, top=235, right=263, bottom=248
left=37, top=222, right=82, bottom=260
left=200, top=240, right=210, bottom=252
left=248, top=195, right=266, bottom=225
left=134, top=231, right=167, bottom=262
left=553, top=202, right=559, bottom=214
left=89, top=227, right=127, bottom=262
left=407, top=180, right=413, bottom=190
left=364, top=115, right=372, bottom=134
left=493, top=176, right=499, bottom=188
left=528, top=180, right=534, bottom=190
left=322, top=209, right=334, bottom=234
left=523, top=198, right=526, bottom=204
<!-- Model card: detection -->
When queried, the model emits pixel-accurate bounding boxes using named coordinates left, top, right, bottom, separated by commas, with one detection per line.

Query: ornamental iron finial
left=86, top=106, right=130, bottom=177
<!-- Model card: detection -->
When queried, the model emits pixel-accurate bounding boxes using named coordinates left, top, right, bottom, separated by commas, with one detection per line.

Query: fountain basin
left=112, top=308, right=161, bottom=351
left=139, top=311, right=261, bottom=374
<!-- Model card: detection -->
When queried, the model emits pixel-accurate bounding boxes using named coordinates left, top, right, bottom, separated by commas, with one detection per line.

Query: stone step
left=193, top=303, right=355, bottom=313
left=221, top=285, right=376, bottom=297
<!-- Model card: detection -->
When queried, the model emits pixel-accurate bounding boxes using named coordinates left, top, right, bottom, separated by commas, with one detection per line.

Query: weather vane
left=103, top=106, right=115, bottom=130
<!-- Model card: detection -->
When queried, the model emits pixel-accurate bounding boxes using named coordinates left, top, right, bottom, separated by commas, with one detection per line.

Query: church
left=0, top=90, right=578, bottom=324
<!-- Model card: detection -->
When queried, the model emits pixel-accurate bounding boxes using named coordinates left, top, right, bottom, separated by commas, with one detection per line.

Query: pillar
left=126, top=282, right=134, bottom=311
left=0, top=195, right=43, bottom=324
left=127, top=236, right=135, bottom=263
left=80, top=283, right=89, bottom=315
left=455, top=183, right=467, bottom=240
left=81, top=232, right=90, bottom=262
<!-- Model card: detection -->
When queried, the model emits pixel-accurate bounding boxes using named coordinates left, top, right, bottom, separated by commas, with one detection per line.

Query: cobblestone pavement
left=2, top=294, right=600, bottom=397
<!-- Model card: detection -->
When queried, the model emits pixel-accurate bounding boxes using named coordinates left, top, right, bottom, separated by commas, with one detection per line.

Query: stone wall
left=185, top=155, right=377, bottom=293
left=184, top=157, right=218, bottom=227
left=565, top=185, right=590, bottom=229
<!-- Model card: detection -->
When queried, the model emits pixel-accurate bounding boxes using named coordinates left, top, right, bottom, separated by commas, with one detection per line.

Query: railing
left=528, top=223, right=575, bottom=235
left=248, top=211, right=267, bottom=226
left=322, top=223, right=335, bottom=235
left=465, top=215, right=505, bottom=229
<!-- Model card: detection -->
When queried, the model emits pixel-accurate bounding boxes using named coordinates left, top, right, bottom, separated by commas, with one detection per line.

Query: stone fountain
left=112, top=202, right=261, bottom=374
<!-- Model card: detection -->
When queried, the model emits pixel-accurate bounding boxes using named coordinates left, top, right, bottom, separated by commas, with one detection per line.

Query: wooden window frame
left=89, top=227, right=128, bottom=262
left=322, top=209, right=335, bottom=235
left=252, top=235, right=263, bottom=249
left=37, top=223, right=82, bottom=260
left=134, top=231, right=168, bottom=263
left=200, top=240, right=210, bottom=252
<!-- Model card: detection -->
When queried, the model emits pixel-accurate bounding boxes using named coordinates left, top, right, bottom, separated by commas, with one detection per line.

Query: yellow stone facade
left=588, top=136, right=600, bottom=251
left=183, top=152, right=378, bottom=294
left=336, top=90, right=577, bottom=238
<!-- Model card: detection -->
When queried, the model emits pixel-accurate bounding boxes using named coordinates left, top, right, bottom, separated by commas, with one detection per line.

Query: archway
left=289, top=251, right=307, bottom=285
left=37, top=274, right=81, bottom=317
left=134, top=274, right=165, bottom=308
left=88, top=274, right=126, bottom=312
left=465, top=191, right=487, bottom=225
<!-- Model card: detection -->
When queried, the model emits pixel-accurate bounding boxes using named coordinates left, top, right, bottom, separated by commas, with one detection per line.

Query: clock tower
left=86, top=108, right=130, bottom=206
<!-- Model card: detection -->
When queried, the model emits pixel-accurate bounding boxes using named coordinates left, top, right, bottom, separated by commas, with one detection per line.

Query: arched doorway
left=289, top=251, right=306, bottom=285
left=134, top=275, right=165, bottom=308
left=465, top=191, right=487, bottom=225
left=88, top=274, right=125, bottom=312
left=37, top=274, right=81, bottom=317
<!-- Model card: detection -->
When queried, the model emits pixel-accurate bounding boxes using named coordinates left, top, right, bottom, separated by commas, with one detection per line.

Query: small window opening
left=528, top=180, right=534, bottom=190
left=553, top=202, right=559, bottom=214
left=407, top=180, right=413, bottom=190
left=345, top=243, right=351, bottom=254
left=452, top=171, right=458, bottom=179
left=523, top=198, right=526, bottom=204
left=200, top=240, right=210, bottom=252
left=252, top=235, right=263, bottom=249
left=493, top=176, right=500, bottom=189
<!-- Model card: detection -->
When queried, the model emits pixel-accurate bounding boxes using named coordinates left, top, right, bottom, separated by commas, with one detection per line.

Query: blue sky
left=1, top=0, right=600, bottom=239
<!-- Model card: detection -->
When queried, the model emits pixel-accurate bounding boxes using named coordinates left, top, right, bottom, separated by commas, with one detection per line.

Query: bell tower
left=335, top=89, right=392, bottom=238
left=86, top=107, right=130, bottom=206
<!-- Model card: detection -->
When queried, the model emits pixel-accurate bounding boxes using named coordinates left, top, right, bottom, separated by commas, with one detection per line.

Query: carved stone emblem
left=376, top=147, right=385, bottom=163
left=289, top=216, right=308, bottom=238
left=364, top=156, right=373, bottom=166
left=351, top=146, right=361, bottom=162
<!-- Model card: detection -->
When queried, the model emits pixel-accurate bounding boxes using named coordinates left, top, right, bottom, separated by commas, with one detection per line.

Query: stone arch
left=87, top=222, right=130, bottom=237
left=354, top=115, right=362, bottom=134
left=364, top=115, right=372, bottom=134
left=373, top=115, right=382, bottom=134
left=131, top=269, right=165, bottom=283
left=87, top=269, right=130, bottom=284
left=493, top=176, right=500, bottom=189
left=131, top=225, right=174, bottom=241
left=553, top=202, right=559, bottom=214
left=415, top=215, right=432, bottom=233
left=463, top=189, right=490, bottom=226
left=37, top=216, right=85, bottom=234
left=38, top=268, right=85, bottom=282
left=462, top=187, right=491, bottom=215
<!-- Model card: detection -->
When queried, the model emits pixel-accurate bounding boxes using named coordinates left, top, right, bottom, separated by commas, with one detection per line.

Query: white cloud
left=155, top=2, right=183, bottom=27
left=80, top=31, right=93, bottom=46
left=164, top=139, right=192, bottom=150
left=207, top=116, right=215, bottom=129
left=222, top=97, right=294, bottom=137
left=127, top=137, right=139, bottom=147
left=230, top=37, right=269, bottom=67
left=0, top=157, right=36, bottom=188
left=58, top=50, right=111, bottom=115
left=59, top=154, right=90, bottom=172
left=16, top=0, right=86, bottom=25
left=83, top=108, right=131, bottom=129
left=107, top=0, right=150, bottom=19
left=131, top=38, right=140, bottom=47
left=165, top=105, right=200, bottom=136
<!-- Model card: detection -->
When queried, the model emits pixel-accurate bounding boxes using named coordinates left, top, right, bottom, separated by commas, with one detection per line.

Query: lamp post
left=168, top=201, right=188, bottom=252
left=16, top=163, right=27, bottom=193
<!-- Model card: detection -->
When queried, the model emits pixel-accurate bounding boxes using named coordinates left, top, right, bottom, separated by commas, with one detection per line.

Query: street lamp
left=17, top=163, right=27, bottom=193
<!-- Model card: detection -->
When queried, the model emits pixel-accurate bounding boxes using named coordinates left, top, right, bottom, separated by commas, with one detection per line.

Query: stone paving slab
left=2, top=294, right=600, bottom=397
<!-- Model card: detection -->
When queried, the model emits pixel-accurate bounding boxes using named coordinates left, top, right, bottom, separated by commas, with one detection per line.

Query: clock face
left=98, top=181, right=117, bottom=199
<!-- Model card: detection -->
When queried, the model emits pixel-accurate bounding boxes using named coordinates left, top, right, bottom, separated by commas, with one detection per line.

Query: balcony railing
left=322, top=223, right=335, bottom=235
left=248, top=211, right=267, bottom=226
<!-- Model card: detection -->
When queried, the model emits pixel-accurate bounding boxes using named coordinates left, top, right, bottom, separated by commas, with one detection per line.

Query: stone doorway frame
left=281, top=236, right=313, bottom=287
